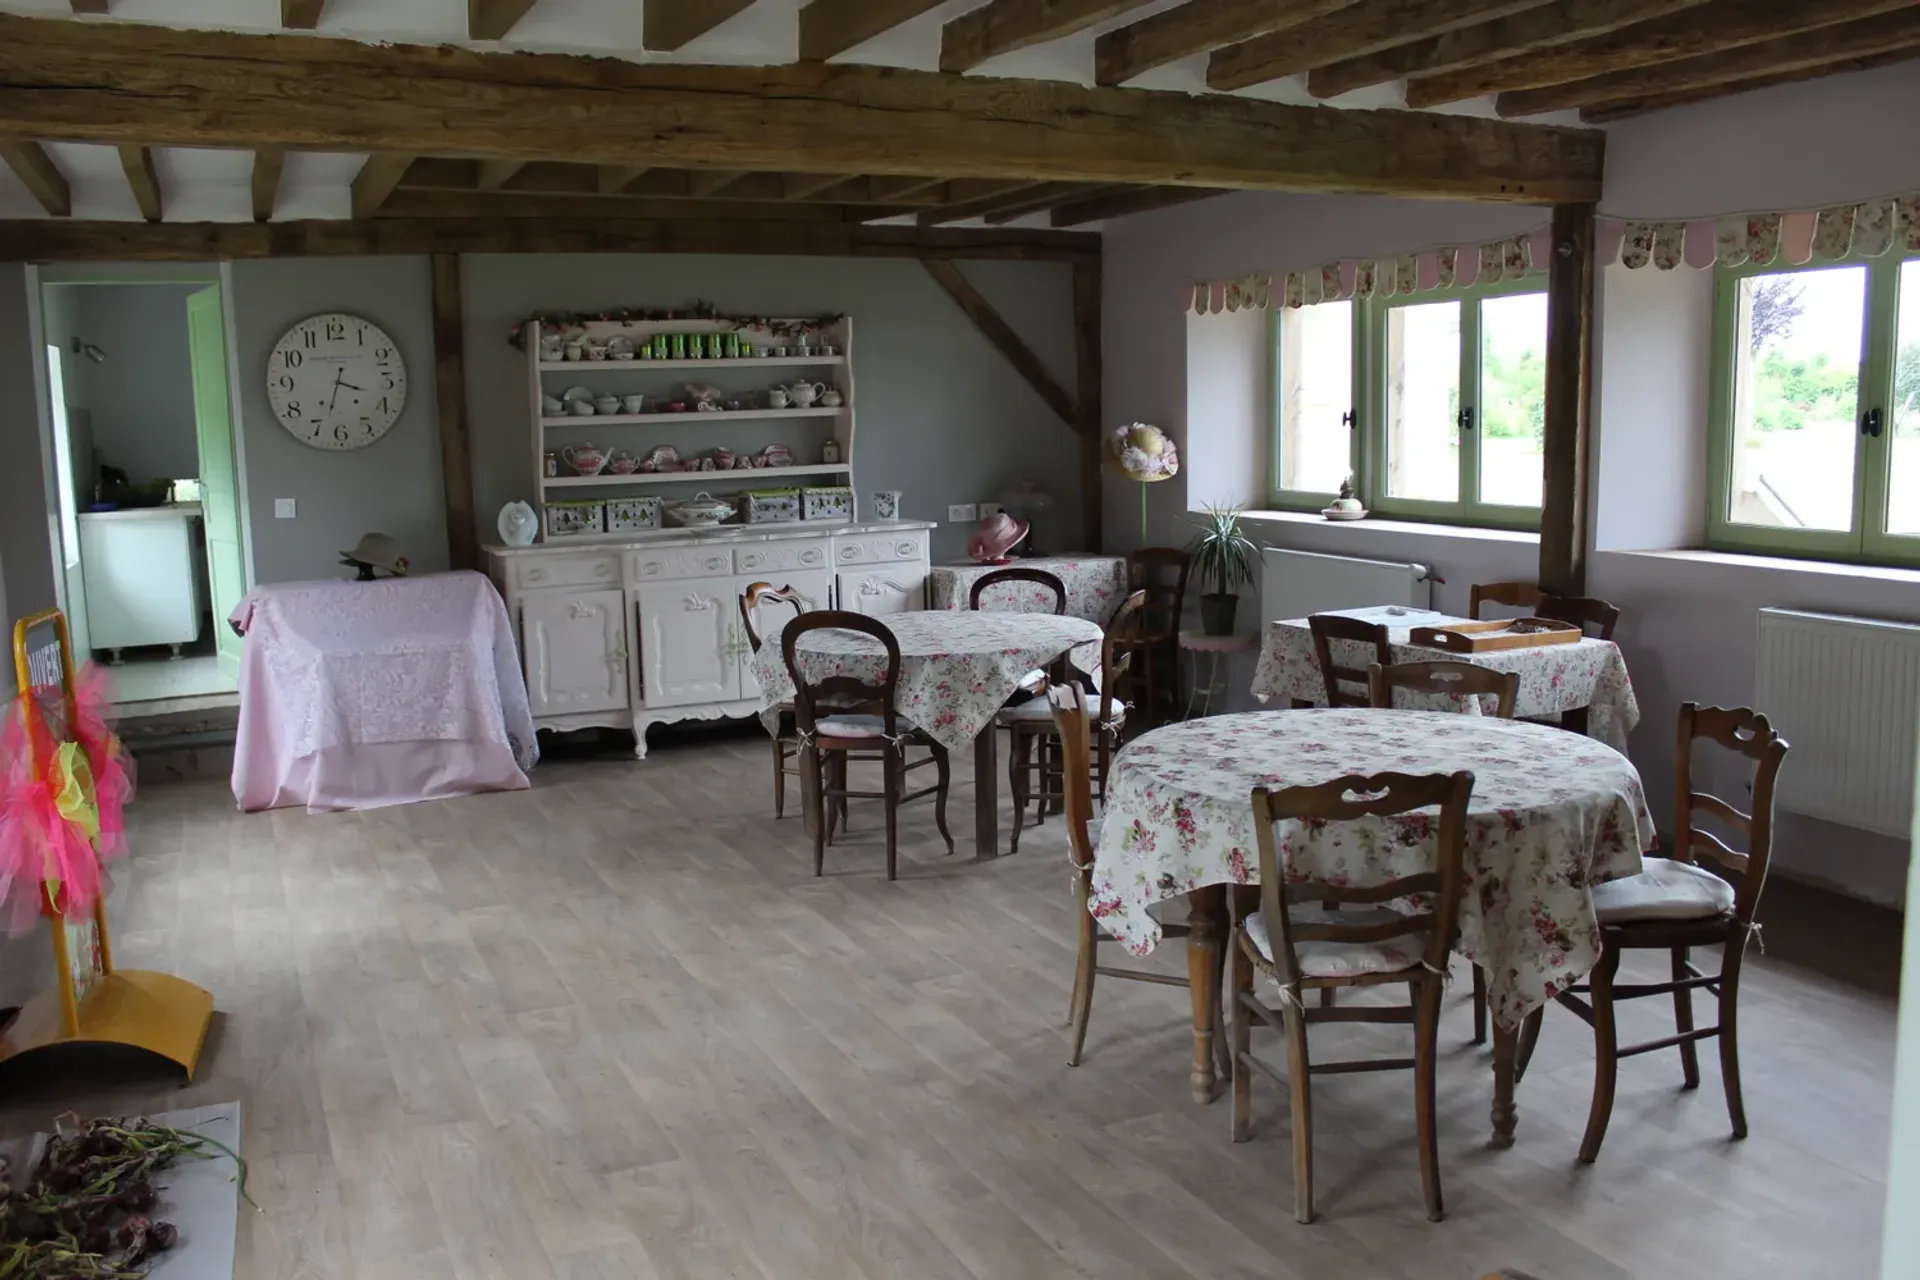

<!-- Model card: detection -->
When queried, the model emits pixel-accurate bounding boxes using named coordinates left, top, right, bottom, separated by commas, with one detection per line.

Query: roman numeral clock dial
left=267, top=312, right=408, bottom=450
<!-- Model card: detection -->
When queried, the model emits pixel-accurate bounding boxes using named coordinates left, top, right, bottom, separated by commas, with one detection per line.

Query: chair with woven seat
left=1307, top=613, right=1391, bottom=708
left=1114, top=548, right=1190, bottom=725
left=1229, top=769, right=1475, bottom=1224
left=1366, top=660, right=1519, bottom=720
left=780, top=611, right=954, bottom=881
left=739, top=582, right=809, bottom=819
left=1051, top=681, right=1196, bottom=1068
left=968, top=565, right=1067, bottom=615
left=1518, top=702, right=1788, bottom=1163
left=1468, top=581, right=1544, bottom=619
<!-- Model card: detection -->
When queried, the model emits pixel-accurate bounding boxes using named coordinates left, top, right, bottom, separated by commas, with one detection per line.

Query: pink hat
left=967, top=511, right=1031, bottom=564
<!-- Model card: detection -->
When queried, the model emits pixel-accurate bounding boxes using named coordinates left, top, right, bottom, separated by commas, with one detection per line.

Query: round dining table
left=1089, top=707, right=1656, bottom=1144
left=749, top=609, right=1104, bottom=856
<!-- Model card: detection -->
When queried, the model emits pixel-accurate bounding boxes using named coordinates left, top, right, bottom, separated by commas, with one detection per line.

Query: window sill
left=1602, top=547, right=1920, bottom=586
left=1241, top=509, right=1540, bottom=546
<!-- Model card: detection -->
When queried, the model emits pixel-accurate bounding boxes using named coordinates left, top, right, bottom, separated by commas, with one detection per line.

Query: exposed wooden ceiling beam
left=914, top=180, right=1055, bottom=225
left=782, top=172, right=856, bottom=200
left=116, top=143, right=162, bottom=221
left=281, top=0, right=325, bottom=28
left=686, top=169, right=758, bottom=198
left=799, top=0, right=946, bottom=61
left=477, top=159, right=528, bottom=190
left=1209, top=0, right=1544, bottom=91
left=1095, top=0, right=1358, bottom=86
left=469, top=0, right=537, bottom=41
left=1500, top=6, right=1920, bottom=115
left=0, top=142, right=71, bottom=216
left=922, top=259, right=1080, bottom=429
left=0, top=14, right=1604, bottom=203
left=1404, top=0, right=1911, bottom=106
left=920, top=181, right=1082, bottom=226
left=942, top=0, right=1159, bottom=74
left=69, top=0, right=109, bottom=12
left=1049, top=184, right=1229, bottom=226
left=351, top=154, right=414, bottom=217
left=1580, top=44, right=1920, bottom=121
left=381, top=188, right=905, bottom=223
left=1307, top=0, right=1705, bottom=99
left=983, top=184, right=1127, bottom=225
left=597, top=164, right=650, bottom=194
left=868, top=175, right=953, bottom=202
left=252, top=147, right=284, bottom=221
left=645, top=0, right=758, bottom=50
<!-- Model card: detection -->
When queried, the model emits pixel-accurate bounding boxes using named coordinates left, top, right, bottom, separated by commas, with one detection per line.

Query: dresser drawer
left=834, top=531, right=929, bottom=568
left=629, top=548, right=736, bottom=582
left=513, top=554, right=620, bottom=591
left=735, top=541, right=829, bottom=576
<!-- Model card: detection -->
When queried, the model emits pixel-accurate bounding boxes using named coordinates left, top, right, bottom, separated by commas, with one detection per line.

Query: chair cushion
left=1244, top=905, right=1429, bottom=979
left=997, top=698, right=1128, bottom=725
left=1591, top=858, right=1735, bottom=923
left=815, top=714, right=917, bottom=740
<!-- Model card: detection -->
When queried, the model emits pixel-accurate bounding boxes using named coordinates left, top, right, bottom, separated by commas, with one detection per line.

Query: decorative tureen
left=665, top=491, right=735, bottom=529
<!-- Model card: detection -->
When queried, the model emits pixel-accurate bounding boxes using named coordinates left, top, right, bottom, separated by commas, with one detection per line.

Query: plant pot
left=1199, top=593, right=1238, bottom=636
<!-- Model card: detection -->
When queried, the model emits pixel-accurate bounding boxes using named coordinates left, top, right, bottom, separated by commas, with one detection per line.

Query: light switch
left=947, top=503, right=977, bottom=523
left=275, top=498, right=296, bottom=519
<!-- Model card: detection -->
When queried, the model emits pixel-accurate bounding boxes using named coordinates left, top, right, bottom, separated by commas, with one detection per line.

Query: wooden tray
left=1408, top=617, right=1582, bottom=653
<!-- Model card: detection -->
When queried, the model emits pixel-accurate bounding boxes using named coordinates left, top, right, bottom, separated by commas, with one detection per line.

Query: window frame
left=1266, top=299, right=1365, bottom=512
left=1706, top=252, right=1920, bottom=567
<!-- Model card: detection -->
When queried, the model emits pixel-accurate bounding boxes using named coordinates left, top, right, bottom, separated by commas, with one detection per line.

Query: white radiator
left=1260, top=547, right=1433, bottom=623
left=1755, top=607, right=1920, bottom=840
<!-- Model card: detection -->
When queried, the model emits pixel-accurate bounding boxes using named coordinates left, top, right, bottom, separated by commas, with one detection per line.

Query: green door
left=187, top=286, right=247, bottom=679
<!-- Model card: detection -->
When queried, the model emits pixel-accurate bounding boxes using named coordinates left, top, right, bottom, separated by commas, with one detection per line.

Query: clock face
left=267, top=312, right=408, bottom=450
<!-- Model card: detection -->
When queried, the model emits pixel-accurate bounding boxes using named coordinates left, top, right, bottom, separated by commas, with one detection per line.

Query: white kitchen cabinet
left=521, top=587, right=628, bottom=718
left=636, top=579, right=738, bottom=709
left=79, top=504, right=209, bottom=659
left=836, top=569, right=924, bottom=618
left=737, top=568, right=832, bottom=702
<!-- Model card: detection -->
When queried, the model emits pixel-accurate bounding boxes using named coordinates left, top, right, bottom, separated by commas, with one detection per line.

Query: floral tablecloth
left=930, top=556, right=1129, bottom=625
left=1091, top=709, right=1655, bottom=1028
left=749, top=610, right=1103, bottom=756
left=1250, top=614, right=1639, bottom=753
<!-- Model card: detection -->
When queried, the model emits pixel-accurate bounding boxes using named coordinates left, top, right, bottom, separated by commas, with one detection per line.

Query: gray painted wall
left=460, top=254, right=1081, bottom=563
left=75, top=283, right=203, bottom=485
left=227, top=256, right=448, bottom=583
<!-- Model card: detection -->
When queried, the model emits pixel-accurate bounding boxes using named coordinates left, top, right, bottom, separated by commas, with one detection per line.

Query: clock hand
left=324, top=368, right=346, bottom=419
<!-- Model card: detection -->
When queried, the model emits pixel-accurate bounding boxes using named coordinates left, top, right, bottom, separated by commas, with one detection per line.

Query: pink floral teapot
left=561, top=444, right=608, bottom=475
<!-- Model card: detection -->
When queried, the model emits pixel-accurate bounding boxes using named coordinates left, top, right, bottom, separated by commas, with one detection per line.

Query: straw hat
left=1107, top=422, right=1180, bottom=482
left=340, top=532, right=410, bottom=578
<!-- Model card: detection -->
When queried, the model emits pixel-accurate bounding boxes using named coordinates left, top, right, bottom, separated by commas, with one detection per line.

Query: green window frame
left=1268, top=275, right=1548, bottom=531
left=1707, top=252, right=1920, bottom=566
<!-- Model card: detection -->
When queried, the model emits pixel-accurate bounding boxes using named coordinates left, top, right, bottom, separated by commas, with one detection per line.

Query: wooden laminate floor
left=0, top=734, right=1895, bottom=1279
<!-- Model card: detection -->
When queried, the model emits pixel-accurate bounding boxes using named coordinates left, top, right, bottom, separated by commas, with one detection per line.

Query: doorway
left=38, top=279, right=248, bottom=710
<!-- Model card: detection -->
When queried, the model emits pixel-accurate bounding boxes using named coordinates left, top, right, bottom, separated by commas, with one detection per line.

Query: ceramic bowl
left=540, top=395, right=565, bottom=415
left=594, top=395, right=620, bottom=415
left=569, top=399, right=596, bottom=417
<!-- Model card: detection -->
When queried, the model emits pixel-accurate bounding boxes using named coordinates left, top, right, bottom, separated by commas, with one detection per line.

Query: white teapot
left=783, top=380, right=827, bottom=408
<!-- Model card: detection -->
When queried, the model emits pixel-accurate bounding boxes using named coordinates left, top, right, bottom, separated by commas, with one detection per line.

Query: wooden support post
left=1539, top=202, right=1596, bottom=596
left=430, top=254, right=477, bottom=572
left=1073, top=258, right=1104, bottom=553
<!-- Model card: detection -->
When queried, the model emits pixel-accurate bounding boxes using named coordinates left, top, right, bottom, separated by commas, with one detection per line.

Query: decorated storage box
left=544, top=499, right=605, bottom=539
left=802, top=486, right=854, bottom=522
left=607, top=496, right=662, bottom=533
left=744, top=489, right=802, bottom=524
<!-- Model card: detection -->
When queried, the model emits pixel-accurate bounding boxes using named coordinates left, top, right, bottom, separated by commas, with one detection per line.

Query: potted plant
left=1190, top=503, right=1258, bottom=636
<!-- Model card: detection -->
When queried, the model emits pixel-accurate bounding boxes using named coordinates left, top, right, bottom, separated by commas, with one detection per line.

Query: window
left=1269, top=279, right=1547, bottom=528
left=1709, top=254, right=1920, bottom=564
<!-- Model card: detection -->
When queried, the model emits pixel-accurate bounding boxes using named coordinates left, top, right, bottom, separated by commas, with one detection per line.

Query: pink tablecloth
left=229, top=572, right=537, bottom=813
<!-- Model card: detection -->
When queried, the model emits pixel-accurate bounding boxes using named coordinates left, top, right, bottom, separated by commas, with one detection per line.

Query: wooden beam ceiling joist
left=1095, top=0, right=1357, bottom=87
left=351, top=154, right=413, bottom=218
left=1306, top=0, right=1706, bottom=99
left=685, top=169, right=759, bottom=198
left=915, top=181, right=1056, bottom=226
left=281, top=0, right=325, bottom=28
left=799, top=0, right=946, bottom=62
left=1498, top=7, right=1920, bottom=116
left=1049, top=184, right=1228, bottom=227
left=0, top=217, right=1100, bottom=264
left=476, top=159, right=528, bottom=190
left=867, top=175, right=952, bottom=202
left=1580, top=45, right=1920, bottom=122
left=117, top=143, right=161, bottom=221
left=252, top=147, right=284, bottom=222
left=645, top=0, right=758, bottom=51
left=380, top=188, right=906, bottom=223
left=597, top=164, right=650, bottom=194
left=1209, top=0, right=1543, bottom=91
left=1404, top=0, right=1913, bottom=107
left=782, top=172, right=855, bottom=200
left=469, top=0, right=537, bottom=41
left=942, top=0, right=1160, bottom=75
left=922, top=259, right=1081, bottom=430
left=0, top=141, right=71, bottom=216
left=0, top=13, right=1604, bottom=203
left=983, top=184, right=1128, bottom=226
left=69, top=0, right=109, bottom=12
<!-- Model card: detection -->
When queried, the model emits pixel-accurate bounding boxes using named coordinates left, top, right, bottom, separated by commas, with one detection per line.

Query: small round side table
left=1178, top=630, right=1257, bottom=719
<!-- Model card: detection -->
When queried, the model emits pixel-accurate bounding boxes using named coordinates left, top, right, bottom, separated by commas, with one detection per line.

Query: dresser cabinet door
left=736, top=569, right=832, bottom=702
left=836, top=569, right=924, bottom=618
left=637, top=580, right=739, bottom=708
left=521, top=588, right=629, bottom=717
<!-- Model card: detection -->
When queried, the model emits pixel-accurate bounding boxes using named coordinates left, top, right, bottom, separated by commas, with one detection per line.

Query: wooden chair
left=1115, top=548, right=1191, bottom=724
left=739, top=582, right=808, bottom=819
left=1052, top=681, right=1193, bottom=1066
left=1306, top=613, right=1391, bottom=708
left=1536, top=595, right=1621, bottom=641
left=1366, top=660, right=1519, bottom=720
left=1518, top=702, right=1788, bottom=1163
left=1002, top=590, right=1145, bottom=852
left=780, top=611, right=954, bottom=880
left=1229, top=769, right=1475, bottom=1223
left=1468, top=581, right=1544, bottom=619
left=967, top=566, right=1067, bottom=614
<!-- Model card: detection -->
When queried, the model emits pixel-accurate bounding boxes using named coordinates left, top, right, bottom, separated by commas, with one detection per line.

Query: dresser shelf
left=544, top=463, right=852, bottom=490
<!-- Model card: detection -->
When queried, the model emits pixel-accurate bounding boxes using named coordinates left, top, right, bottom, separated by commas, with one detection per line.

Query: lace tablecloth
left=749, top=610, right=1102, bottom=756
left=929, top=555, right=1130, bottom=625
left=1091, top=709, right=1655, bottom=1028
left=1250, top=613, right=1639, bottom=753
left=229, top=572, right=537, bottom=812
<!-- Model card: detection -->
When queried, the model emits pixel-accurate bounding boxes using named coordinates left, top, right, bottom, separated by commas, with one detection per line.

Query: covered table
left=929, top=555, right=1128, bottom=624
left=229, top=572, right=538, bottom=813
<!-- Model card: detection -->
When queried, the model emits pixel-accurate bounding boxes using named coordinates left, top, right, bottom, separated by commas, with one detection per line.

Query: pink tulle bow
left=71, top=663, right=134, bottom=860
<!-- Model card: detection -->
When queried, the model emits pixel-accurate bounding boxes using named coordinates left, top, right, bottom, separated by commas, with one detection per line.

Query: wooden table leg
left=1186, top=885, right=1228, bottom=1104
left=1491, top=1021, right=1519, bottom=1148
left=974, top=723, right=998, bottom=858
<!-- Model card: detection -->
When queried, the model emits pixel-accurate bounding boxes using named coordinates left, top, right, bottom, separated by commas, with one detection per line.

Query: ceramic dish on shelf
left=561, top=385, right=594, bottom=403
left=606, top=335, right=635, bottom=360
left=540, top=395, right=564, bottom=415
left=665, top=491, right=735, bottom=529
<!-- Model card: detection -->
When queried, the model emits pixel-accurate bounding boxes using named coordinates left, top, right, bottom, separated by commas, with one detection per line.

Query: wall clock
left=267, top=312, right=408, bottom=450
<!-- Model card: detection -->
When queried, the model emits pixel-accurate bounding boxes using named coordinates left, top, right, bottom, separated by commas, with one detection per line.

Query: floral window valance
left=1187, top=190, right=1920, bottom=315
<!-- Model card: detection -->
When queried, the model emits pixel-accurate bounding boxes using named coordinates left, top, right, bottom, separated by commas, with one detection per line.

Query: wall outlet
left=274, top=498, right=296, bottom=519
left=978, top=502, right=1004, bottom=518
left=947, top=503, right=977, bottom=523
